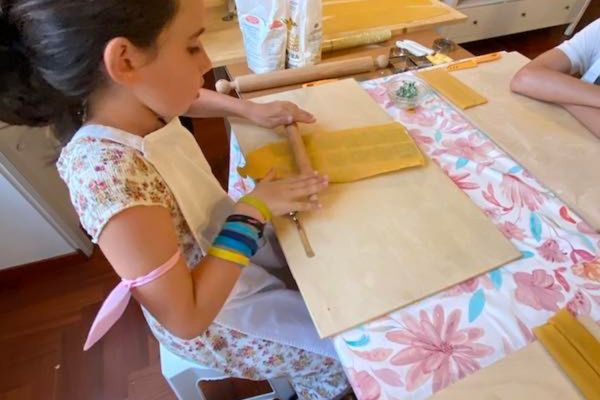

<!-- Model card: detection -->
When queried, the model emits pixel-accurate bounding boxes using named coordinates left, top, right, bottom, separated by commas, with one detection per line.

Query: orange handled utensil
left=447, top=52, right=502, bottom=72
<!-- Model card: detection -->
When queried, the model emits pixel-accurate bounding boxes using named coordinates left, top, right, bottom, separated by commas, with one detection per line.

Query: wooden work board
left=453, top=51, right=600, bottom=231
left=229, top=79, right=520, bottom=338
left=430, top=341, right=585, bottom=400
left=432, top=315, right=599, bottom=399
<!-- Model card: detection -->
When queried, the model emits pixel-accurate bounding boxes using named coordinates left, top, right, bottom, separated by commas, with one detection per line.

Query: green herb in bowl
left=396, top=81, right=419, bottom=100
left=387, top=77, right=429, bottom=110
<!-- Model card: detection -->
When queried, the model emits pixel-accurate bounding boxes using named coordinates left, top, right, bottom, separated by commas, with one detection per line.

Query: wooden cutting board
left=431, top=341, right=584, bottom=399
left=229, top=79, right=520, bottom=338
left=454, top=51, right=600, bottom=231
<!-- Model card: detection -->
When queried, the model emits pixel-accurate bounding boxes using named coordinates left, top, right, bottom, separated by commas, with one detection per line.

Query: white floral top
left=57, top=135, right=203, bottom=267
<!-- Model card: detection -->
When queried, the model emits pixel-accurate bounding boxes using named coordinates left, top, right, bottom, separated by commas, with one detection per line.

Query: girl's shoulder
left=57, top=127, right=151, bottom=183
left=56, top=128, right=171, bottom=242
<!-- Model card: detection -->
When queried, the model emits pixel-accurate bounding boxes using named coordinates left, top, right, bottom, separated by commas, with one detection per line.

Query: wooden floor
left=1, top=6, right=598, bottom=400
left=0, top=249, right=274, bottom=400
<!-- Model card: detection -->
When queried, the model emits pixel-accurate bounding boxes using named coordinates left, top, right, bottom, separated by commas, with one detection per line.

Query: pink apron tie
left=83, top=250, right=181, bottom=350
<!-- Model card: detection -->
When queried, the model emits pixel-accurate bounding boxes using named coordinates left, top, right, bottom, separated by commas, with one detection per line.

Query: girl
left=0, top=0, right=351, bottom=398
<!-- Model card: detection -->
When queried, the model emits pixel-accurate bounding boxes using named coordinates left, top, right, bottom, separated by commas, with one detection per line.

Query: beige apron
left=75, top=118, right=336, bottom=358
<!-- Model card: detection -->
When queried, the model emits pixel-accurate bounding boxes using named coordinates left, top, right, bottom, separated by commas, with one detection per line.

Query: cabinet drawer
left=513, top=0, right=583, bottom=28
left=439, top=0, right=582, bottom=43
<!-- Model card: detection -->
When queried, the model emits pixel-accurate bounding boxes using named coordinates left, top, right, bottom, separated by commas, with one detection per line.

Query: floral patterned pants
left=145, top=311, right=350, bottom=400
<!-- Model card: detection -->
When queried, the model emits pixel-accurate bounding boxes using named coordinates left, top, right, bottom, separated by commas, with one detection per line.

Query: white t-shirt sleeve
left=557, top=18, right=600, bottom=75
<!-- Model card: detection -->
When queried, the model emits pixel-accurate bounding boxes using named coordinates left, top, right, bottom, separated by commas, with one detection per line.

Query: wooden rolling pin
left=321, top=29, right=392, bottom=54
left=285, top=123, right=316, bottom=258
left=285, top=123, right=314, bottom=176
left=216, top=55, right=389, bottom=94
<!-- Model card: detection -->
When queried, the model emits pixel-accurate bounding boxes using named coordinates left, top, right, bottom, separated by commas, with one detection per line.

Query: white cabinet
left=438, top=0, right=591, bottom=43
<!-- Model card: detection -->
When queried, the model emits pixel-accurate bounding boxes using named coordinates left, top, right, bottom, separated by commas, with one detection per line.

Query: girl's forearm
left=185, top=89, right=254, bottom=119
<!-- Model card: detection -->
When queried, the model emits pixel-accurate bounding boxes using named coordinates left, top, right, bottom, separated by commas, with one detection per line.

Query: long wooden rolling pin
left=321, top=29, right=392, bottom=54
left=216, top=55, right=389, bottom=94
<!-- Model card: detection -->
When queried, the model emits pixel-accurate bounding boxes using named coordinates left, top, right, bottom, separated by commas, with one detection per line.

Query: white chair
left=160, top=344, right=296, bottom=400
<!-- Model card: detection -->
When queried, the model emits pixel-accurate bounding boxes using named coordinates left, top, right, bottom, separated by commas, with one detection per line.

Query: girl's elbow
left=510, top=68, right=531, bottom=94
left=167, top=320, right=211, bottom=340
left=159, top=308, right=212, bottom=340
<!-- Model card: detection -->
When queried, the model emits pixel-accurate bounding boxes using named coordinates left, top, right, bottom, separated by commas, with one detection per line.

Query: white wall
left=0, top=173, right=73, bottom=269
left=0, top=124, right=93, bottom=259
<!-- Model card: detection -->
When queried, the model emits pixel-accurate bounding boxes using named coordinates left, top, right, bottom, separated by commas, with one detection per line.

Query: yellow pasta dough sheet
left=238, top=122, right=426, bottom=183
left=322, top=0, right=450, bottom=36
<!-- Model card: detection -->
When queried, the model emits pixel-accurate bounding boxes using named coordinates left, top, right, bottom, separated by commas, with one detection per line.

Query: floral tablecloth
left=228, top=73, right=600, bottom=400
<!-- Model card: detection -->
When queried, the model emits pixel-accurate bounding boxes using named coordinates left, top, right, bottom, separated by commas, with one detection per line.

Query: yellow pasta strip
left=534, top=311, right=600, bottom=400
left=418, top=68, right=488, bottom=110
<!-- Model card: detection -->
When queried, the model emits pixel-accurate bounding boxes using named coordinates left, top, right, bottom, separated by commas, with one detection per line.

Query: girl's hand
left=237, top=170, right=328, bottom=219
left=246, top=101, right=316, bottom=129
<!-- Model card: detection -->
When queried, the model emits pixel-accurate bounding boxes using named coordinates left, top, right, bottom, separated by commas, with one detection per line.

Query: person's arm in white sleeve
left=510, top=48, right=600, bottom=108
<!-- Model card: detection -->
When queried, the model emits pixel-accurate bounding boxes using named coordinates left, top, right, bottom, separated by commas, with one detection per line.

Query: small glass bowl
left=387, top=76, right=430, bottom=110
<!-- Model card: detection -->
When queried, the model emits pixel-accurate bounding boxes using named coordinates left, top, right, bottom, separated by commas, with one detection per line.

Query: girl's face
left=131, top=0, right=212, bottom=119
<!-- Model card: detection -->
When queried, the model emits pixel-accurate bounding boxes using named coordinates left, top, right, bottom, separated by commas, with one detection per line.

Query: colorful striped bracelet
left=207, top=215, right=265, bottom=267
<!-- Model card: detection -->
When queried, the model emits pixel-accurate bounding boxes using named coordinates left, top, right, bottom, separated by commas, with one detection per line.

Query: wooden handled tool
left=216, top=55, right=389, bottom=94
left=285, top=123, right=316, bottom=258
